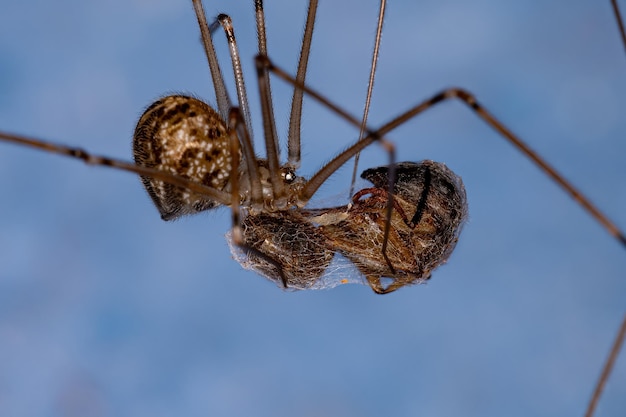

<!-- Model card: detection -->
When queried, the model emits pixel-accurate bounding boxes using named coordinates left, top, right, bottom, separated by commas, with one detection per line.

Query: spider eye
left=283, top=169, right=297, bottom=183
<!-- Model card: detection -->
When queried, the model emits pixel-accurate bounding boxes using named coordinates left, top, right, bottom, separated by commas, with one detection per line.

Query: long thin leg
left=254, top=0, right=270, bottom=56
left=191, top=0, right=232, bottom=121
left=254, top=58, right=286, bottom=206
left=0, top=131, right=232, bottom=205
left=612, top=0, right=626, bottom=56
left=376, top=88, right=626, bottom=248
left=286, top=0, right=319, bottom=168
left=584, top=314, right=626, bottom=417
left=252, top=0, right=284, bottom=205
left=349, top=0, right=387, bottom=197
left=253, top=0, right=276, bottom=159
left=583, top=3, right=626, bottom=415
left=228, top=109, right=243, bottom=240
left=228, top=106, right=265, bottom=210
left=217, top=14, right=255, bottom=143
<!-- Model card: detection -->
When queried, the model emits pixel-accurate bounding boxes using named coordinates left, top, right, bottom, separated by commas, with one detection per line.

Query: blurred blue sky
left=0, top=0, right=625, bottom=416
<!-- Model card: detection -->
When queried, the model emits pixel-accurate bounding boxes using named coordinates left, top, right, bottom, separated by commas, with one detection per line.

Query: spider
left=1, top=0, right=623, bottom=296
left=1, top=0, right=624, bottom=416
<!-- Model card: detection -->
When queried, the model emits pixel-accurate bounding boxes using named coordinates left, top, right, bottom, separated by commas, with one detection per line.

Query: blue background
left=0, top=0, right=625, bottom=416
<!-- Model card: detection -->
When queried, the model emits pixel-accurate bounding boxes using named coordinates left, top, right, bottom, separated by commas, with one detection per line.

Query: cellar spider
left=0, top=0, right=620, bottom=414
left=1, top=0, right=623, bottom=294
